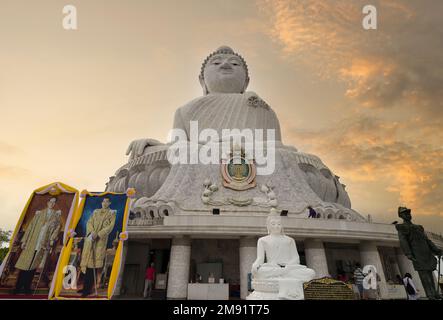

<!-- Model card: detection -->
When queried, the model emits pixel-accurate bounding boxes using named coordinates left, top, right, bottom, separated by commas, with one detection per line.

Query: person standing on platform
left=307, top=206, right=317, bottom=218
left=143, top=262, right=156, bottom=299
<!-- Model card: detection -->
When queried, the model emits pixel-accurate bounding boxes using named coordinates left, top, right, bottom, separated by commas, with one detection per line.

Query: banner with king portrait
left=54, top=189, right=134, bottom=300
left=0, top=182, right=79, bottom=299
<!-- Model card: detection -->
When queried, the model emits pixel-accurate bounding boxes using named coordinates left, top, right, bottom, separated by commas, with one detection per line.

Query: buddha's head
left=266, top=208, right=284, bottom=235
left=398, top=206, right=412, bottom=222
left=199, top=46, right=249, bottom=95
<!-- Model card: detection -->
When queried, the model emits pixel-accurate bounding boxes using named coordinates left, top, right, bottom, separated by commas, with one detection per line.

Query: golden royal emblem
left=221, top=148, right=256, bottom=191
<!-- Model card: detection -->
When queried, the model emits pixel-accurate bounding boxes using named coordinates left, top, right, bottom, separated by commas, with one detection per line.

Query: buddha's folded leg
left=278, top=279, right=305, bottom=300
left=255, top=265, right=285, bottom=279
left=284, top=265, right=316, bottom=282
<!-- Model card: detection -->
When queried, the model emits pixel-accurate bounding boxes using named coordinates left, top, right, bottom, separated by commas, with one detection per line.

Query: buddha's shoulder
left=176, top=92, right=275, bottom=114
left=244, top=92, right=274, bottom=111
left=258, top=235, right=293, bottom=243
left=258, top=235, right=271, bottom=243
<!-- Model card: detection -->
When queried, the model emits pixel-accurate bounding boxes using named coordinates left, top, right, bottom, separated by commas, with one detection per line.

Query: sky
left=0, top=0, right=442, bottom=233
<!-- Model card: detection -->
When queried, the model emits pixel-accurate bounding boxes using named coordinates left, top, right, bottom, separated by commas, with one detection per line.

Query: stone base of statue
left=247, top=278, right=308, bottom=300
left=246, top=264, right=315, bottom=300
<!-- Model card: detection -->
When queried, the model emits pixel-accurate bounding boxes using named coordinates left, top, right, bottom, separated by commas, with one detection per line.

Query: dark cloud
left=288, top=115, right=443, bottom=218
left=258, top=0, right=443, bottom=115
left=260, top=0, right=443, bottom=222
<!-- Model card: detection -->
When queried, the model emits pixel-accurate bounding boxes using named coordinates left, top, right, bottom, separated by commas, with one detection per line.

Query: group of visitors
left=350, top=263, right=420, bottom=300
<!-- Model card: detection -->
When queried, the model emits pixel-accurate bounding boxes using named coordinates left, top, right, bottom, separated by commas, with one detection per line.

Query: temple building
left=106, top=46, right=443, bottom=300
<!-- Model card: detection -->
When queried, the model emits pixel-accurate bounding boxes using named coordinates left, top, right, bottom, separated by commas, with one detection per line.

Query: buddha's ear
left=241, top=77, right=250, bottom=93
left=199, top=75, right=209, bottom=95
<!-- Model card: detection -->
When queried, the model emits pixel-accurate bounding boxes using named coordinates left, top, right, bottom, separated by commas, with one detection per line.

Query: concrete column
left=359, top=241, right=388, bottom=299
left=113, top=240, right=129, bottom=297
left=167, top=237, right=191, bottom=299
left=395, top=247, right=425, bottom=295
left=239, top=237, right=257, bottom=300
left=304, top=239, right=329, bottom=278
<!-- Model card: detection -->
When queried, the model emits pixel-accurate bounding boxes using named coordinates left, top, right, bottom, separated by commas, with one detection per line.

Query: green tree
left=0, top=229, right=12, bottom=264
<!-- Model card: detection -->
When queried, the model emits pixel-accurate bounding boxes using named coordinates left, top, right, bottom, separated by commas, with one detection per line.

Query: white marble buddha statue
left=248, top=208, right=316, bottom=300
left=126, top=46, right=282, bottom=158
left=117, top=45, right=362, bottom=221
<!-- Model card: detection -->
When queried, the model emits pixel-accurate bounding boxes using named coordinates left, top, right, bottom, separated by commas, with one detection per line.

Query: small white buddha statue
left=248, top=208, right=315, bottom=300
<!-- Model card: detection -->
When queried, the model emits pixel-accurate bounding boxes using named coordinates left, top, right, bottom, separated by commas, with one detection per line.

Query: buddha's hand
left=126, top=139, right=163, bottom=160
left=251, top=262, right=260, bottom=276
left=406, top=255, right=417, bottom=262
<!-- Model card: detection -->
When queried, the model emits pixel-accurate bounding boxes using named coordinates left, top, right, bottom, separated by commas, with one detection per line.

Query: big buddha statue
left=127, top=46, right=281, bottom=152
left=106, top=46, right=365, bottom=223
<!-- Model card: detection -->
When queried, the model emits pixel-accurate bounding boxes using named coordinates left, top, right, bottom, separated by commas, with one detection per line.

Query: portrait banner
left=54, top=189, right=134, bottom=300
left=0, top=182, right=79, bottom=299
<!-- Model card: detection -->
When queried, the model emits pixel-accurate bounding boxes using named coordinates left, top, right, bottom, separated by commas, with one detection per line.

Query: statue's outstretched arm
left=126, top=138, right=163, bottom=160
left=425, top=234, right=442, bottom=256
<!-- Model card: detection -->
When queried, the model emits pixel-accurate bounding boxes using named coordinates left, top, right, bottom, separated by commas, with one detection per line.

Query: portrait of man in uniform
left=56, top=192, right=128, bottom=299
left=78, top=197, right=116, bottom=297
left=13, top=197, right=62, bottom=294
left=0, top=183, right=78, bottom=299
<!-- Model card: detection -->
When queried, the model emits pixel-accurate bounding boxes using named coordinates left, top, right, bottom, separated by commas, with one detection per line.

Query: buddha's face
left=267, top=217, right=283, bottom=235
left=47, top=198, right=57, bottom=209
left=201, top=54, right=248, bottom=94
left=102, top=198, right=111, bottom=209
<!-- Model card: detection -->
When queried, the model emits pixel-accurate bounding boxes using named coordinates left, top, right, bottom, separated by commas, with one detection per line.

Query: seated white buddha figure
left=249, top=208, right=316, bottom=300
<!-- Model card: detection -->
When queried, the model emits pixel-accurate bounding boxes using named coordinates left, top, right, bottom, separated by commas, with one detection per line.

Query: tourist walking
left=363, top=269, right=381, bottom=300
left=143, top=262, right=156, bottom=299
left=353, top=263, right=365, bottom=299
left=403, top=273, right=419, bottom=300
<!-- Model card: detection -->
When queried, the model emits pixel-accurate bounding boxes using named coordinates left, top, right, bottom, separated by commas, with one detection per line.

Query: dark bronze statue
left=395, top=206, right=442, bottom=300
